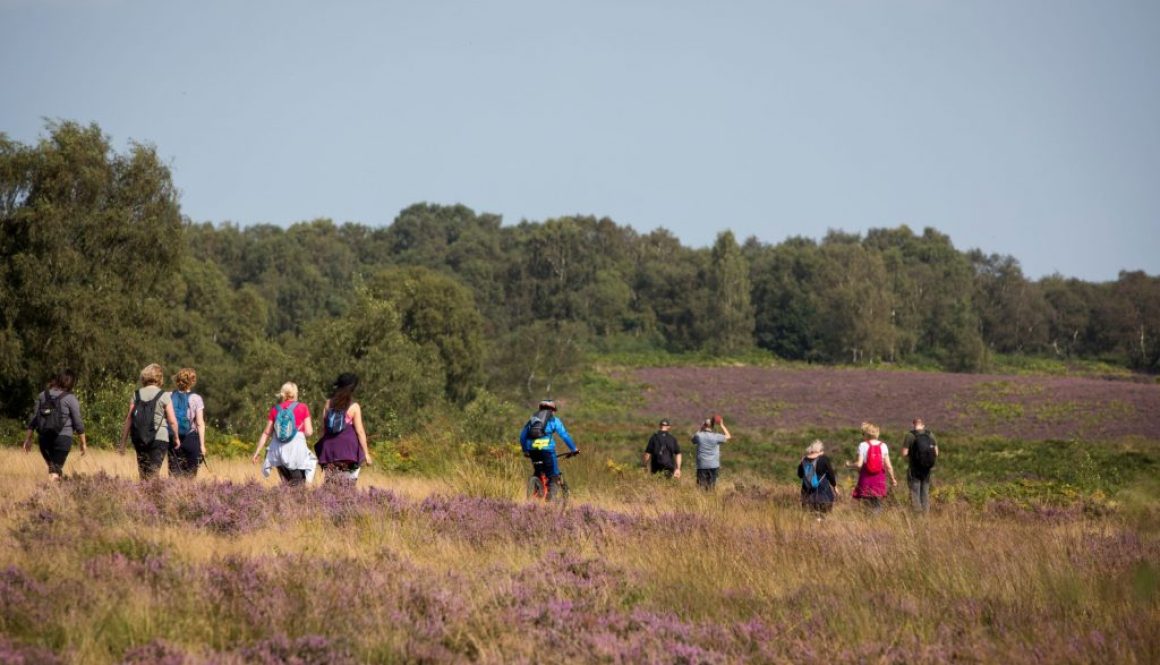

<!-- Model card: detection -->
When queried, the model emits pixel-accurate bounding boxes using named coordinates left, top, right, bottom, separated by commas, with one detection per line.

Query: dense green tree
left=702, top=231, right=755, bottom=354
left=0, top=122, right=182, bottom=415
left=367, top=267, right=485, bottom=403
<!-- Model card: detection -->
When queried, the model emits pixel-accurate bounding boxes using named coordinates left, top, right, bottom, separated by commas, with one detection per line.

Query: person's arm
left=21, top=427, right=33, bottom=452
left=352, top=403, right=372, bottom=465
left=301, top=406, right=313, bottom=438
left=643, top=436, right=654, bottom=470
left=930, top=432, right=939, bottom=457
left=519, top=424, right=531, bottom=455
left=823, top=457, right=838, bottom=489
left=901, top=432, right=914, bottom=458
left=884, top=448, right=898, bottom=486
left=251, top=412, right=274, bottom=463
left=164, top=400, right=180, bottom=450
left=718, top=421, right=731, bottom=441
left=848, top=445, right=865, bottom=469
left=554, top=419, right=578, bottom=453
left=196, top=404, right=207, bottom=457
left=22, top=396, right=36, bottom=451
left=673, top=453, right=682, bottom=478
left=642, top=452, right=652, bottom=469
left=797, top=460, right=805, bottom=479
left=68, top=395, right=87, bottom=456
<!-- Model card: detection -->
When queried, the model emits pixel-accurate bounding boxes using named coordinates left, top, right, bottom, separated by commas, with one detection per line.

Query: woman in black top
left=21, top=369, right=88, bottom=480
left=797, top=439, right=838, bottom=515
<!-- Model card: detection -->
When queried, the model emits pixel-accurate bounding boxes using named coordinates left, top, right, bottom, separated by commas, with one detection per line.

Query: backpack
left=527, top=409, right=552, bottom=439
left=274, top=402, right=299, bottom=443
left=171, top=391, right=193, bottom=438
left=130, top=389, right=164, bottom=446
left=37, top=391, right=67, bottom=436
left=865, top=441, right=884, bottom=474
left=802, top=458, right=822, bottom=490
left=325, top=406, right=347, bottom=435
left=911, top=430, right=937, bottom=472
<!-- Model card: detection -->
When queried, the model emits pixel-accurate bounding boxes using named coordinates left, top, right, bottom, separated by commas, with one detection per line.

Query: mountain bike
left=527, top=450, right=579, bottom=503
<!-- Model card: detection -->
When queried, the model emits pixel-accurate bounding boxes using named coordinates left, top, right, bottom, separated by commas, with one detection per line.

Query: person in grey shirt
left=119, top=363, right=180, bottom=479
left=22, top=369, right=88, bottom=480
left=691, top=415, right=731, bottom=490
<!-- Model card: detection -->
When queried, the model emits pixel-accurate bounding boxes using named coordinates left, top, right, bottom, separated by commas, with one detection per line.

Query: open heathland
left=0, top=442, right=1157, bottom=664
left=630, top=365, right=1160, bottom=440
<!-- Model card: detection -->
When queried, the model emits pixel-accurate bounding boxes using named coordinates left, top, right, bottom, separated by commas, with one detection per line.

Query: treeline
left=3, top=122, right=1158, bottom=434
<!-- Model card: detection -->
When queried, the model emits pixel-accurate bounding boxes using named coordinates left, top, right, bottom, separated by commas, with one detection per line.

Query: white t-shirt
left=858, top=440, right=890, bottom=460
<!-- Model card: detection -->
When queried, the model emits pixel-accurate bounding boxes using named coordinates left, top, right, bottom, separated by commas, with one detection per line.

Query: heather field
left=2, top=365, right=1160, bottom=663
left=1, top=443, right=1158, bottom=664
left=630, top=366, right=1160, bottom=440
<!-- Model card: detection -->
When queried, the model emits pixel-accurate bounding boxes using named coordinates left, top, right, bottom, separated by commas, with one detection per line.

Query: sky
left=2, top=0, right=1157, bottom=281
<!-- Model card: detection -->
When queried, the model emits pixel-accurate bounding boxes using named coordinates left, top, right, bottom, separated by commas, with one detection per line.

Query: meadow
left=1, top=363, right=1159, bottom=664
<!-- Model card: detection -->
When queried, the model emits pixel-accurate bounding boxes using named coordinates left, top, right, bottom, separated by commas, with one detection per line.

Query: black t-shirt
left=645, top=431, right=681, bottom=472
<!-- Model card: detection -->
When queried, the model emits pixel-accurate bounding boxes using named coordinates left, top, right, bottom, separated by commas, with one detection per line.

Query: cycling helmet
left=538, top=399, right=557, bottom=411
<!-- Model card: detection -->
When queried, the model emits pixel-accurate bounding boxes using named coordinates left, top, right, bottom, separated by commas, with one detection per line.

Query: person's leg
left=706, top=468, right=719, bottom=490
left=135, top=442, right=162, bottom=479
left=920, top=476, right=932, bottom=513
left=908, top=474, right=923, bottom=513
left=545, top=451, right=561, bottom=501
left=38, top=433, right=69, bottom=478
left=696, top=469, right=710, bottom=490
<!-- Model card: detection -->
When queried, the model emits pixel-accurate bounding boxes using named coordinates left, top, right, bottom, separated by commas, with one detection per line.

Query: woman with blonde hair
left=848, top=422, right=897, bottom=511
left=118, top=364, right=181, bottom=479
left=168, top=368, right=206, bottom=478
left=251, top=382, right=317, bottom=485
left=797, top=439, right=838, bottom=517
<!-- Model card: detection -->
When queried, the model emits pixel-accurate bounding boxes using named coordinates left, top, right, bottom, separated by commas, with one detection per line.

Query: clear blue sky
left=3, top=0, right=1157, bottom=281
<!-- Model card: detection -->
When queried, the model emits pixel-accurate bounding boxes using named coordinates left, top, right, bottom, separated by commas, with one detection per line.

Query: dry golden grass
left=1, top=447, right=1157, bottom=663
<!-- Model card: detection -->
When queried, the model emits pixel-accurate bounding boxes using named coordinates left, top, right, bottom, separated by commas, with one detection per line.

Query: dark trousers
left=168, top=431, right=201, bottom=478
left=38, top=433, right=72, bottom=476
left=134, top=439, right=169, bottom=479
left=277, top=467, right=308, bottom=486
left=696, top=467, right=719, bottom=491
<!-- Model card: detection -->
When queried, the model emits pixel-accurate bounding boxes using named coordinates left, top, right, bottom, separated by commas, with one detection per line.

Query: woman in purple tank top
left=316, top=373, right=373, bottom=483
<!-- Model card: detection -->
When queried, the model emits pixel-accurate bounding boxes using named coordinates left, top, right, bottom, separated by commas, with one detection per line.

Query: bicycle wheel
left=549, top=478, right=570, bottom=505
left=526, top=474, right=545, bottom=500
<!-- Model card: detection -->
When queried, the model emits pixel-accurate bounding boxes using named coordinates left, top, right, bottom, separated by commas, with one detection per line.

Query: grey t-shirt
left=28, top=389, right=85, bottom=437
left=134, top=386, right=173, bottom=443
left=692, top=431, right=727, bottom=470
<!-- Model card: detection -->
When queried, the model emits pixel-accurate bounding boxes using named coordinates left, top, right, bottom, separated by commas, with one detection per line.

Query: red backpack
left=865, top=441, right=884, bottom=474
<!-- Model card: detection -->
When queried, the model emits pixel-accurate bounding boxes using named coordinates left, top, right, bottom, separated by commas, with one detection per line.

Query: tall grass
left=0, top=448, right=1156, bottom=664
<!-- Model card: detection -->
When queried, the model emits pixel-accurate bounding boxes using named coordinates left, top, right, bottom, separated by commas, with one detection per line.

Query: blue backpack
left=274, top=402, right=299, bottom=443
left=325, top=407, right=347, bottom=435
left=171, top=391, right=193, bottom=438
left=802, top=458, right=822, bottom=490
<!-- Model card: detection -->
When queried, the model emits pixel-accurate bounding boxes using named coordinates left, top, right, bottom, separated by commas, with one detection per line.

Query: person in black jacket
left=798, top=439, right=838, bottom=517
left=643, top=419, right=682, bottom=479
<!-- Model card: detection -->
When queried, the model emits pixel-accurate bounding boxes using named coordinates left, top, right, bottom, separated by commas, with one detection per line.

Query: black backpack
left=130, top=389, right=164, bottom=446
left=37, top=391, right=68, bottom=436
left=911, top=430, right=937, bottom=472
left=527, top=409, right=553, bottom=439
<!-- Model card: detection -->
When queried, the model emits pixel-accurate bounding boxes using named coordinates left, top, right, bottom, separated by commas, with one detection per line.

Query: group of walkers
left=640, top=416, right=940, bottom=515
left=249, top=373, right=373, bottom=485
left=21, top=365, right=373, bottom=485
left=22, top=368, right=938, bottom=516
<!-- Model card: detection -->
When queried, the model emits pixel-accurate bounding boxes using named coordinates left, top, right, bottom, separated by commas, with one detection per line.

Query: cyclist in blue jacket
left=519, top=399, right=579, bottom=498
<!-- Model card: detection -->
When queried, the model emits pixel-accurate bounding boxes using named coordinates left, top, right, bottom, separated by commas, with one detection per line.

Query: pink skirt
left=852, top=467, right=888, bottom=499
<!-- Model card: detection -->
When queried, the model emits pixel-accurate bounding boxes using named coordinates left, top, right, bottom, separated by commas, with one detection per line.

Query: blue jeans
left=529, top=449, right=560, bottom=478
